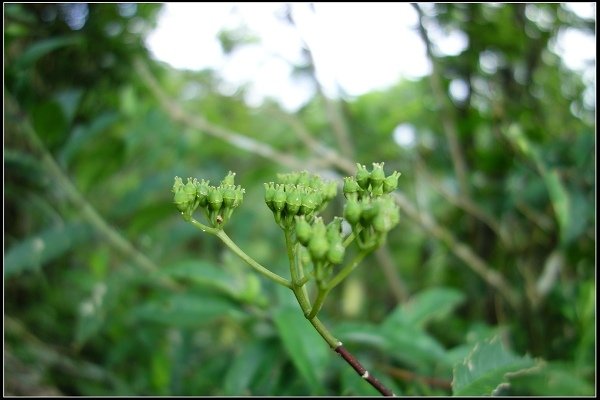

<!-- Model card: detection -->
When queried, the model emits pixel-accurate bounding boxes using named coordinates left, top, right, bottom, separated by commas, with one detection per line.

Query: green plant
left=172, top=163, right=402, bottom=396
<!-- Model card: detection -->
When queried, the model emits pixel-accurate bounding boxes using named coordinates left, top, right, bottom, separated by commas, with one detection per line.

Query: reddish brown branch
left=335, top=345, right=395, bottom=396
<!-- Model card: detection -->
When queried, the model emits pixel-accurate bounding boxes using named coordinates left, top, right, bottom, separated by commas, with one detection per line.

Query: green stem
left=295, top=243, right=311, bottom=303
left=343, top=226, right=363, bottom=248
left=327, top=251, right=369, bottom=291
left=296, top=271, right=313, bottom=287
left=285, top=229, right=313, bottom=315
left=216, top=230, right=292, bottom=289
left=189, top=217, right=220, bottom=234
left=307, top=316, right=340, bottom=349
left=188, top=220, right=293, bottom=288
left=307, top=287, right=328, bottom=319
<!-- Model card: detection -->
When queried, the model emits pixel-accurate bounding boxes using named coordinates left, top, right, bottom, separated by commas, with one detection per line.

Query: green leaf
left=272, top=306, right=329, bottom=394
left=543, top=168, right=571, bottom=246
left=32, top=100, right=69, bottom=149
left=4, top=222, right=92, bottom=277
left=133, top=293, right=244, bottom=328
left=58, top=112, right=119, bottom=167
left=224, top=340, right=273, bottom=395
left=160, top=260, right=240, bottom=299
left=386, top=287, right=466, bottom=328
left=336, top=322, right=446, bottom=371
left=452, top=337, right=536, bottom=396
left=508, top=362, right=594, bottom=396
left=14, top=35, right=83, bottom=69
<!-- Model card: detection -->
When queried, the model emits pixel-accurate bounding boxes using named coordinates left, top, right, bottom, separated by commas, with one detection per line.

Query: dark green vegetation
left=4, top=3, right=595, bottom=396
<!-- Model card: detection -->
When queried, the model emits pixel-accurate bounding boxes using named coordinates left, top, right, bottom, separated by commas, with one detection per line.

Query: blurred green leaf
left=133, top=293, right=244, bottom=328
left=272, top=306, right=329, bottom=394
left=336, top=322, right=446, bottom=371
left=452, top=337, right=536, bottom=396
left=386, top=287, right=466, bottom=328
left=58, top=112, right=119, bottom=167
left=160, top=260, right=239, bottom=298
left=224, top=340, right=273, bottom=395
left=543, top=169, right=571, bottom=246
left=14, top=35, right=83, bottom=69
left=32, top=100, right=69, bottom=149
left=508, top=362, right=594, bottom=396
left=4, top=222, right=92, bottom=277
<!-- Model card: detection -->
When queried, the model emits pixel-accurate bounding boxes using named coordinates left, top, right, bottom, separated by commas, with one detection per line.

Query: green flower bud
left=300, top=190, right=318, bottom=215
left=343, top=177, right=361, bottom=200
left=264, top=182, right=276, bottom=211
left=208, top=187, right=223, bottom=212
left=383, top=171, right=401, bottom=193
left=373, top=197, right=400, bottom=233
left=327, top=241, right=345, bottom=264
left=221, top=171, right=236, bottom=186
left=344, top=199, right=361, bottom=225
left=371, top=185, right=384, bottom=197
left=322, top=180, right=337, bottom=202
left=184, top=178, right=198, bottom=201
left=360, top=200, right=379, bottom=226
left=311, top=217, right=326, bottom=235
left=297, top=171, right=310, bottom=187
left=356, top=163, right=371, bottom=189
left=286, top=188, right=302, bottom=216
left=309, top=233, right=329, bottom=261
left=369, top=162, right=385, bottom=192
left=326, top=217, right=343, bottom=243
left=277, top=172, right=296, bottom=185
left=233, top=185, right=245, bottom=208
left=273, top=185, right=287, bottom=212
left=222, top=185, right=236, bottom=208
left=172, top=176, right=185, bottom=193
left=174, top=189, right=189, bottom=212
left=295, top=216, right=312, bottom=246
left=197, top=179, right=210, bottom=207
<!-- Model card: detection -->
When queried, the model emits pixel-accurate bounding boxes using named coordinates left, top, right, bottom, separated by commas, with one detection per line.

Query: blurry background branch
left=283, top=3, right=355, bottom=160
left=134, top=59, right=311, bottom=172
left=137, top=59, right=520, bottom=309
left=4, top=3, right=594, bottom=396
left=412, top=3, right=472, bottom=201
left=5, top=92, right=178, bottom=291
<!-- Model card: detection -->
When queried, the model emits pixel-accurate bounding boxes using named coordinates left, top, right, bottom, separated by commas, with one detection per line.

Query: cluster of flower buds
left=343, top=163, right=401, bottom=249
left=265, top=171, right=337, bottom=229
left=172, top=171, right=245, bottom=227
left=295, top=216, right=345, bottom=285
left=295, top=216, right=345, bottom=264
left=343, top=162, right=401, bottom=200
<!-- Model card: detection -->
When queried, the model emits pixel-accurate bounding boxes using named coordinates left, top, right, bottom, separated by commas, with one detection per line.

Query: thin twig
left=284, top=3, right=355, bottom=159
left=268, top=106, right=356, bottom=172
left=335, top=345, right=395, bottom=396
left=412, top=4, right=471, bottom=200
left=137, top=56, right=521, bottom=309
left=5, top=316, right=123, bottom=387
left=374, top=246, right=409, bottom=303
left=134, top=59, right=307, bottom=172
left=5, top=94, right=179, bottom=291
left=414, top=155, right=511, bottom=248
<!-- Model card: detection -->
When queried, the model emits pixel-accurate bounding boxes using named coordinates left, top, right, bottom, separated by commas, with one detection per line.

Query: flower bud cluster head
left=295, top=216, right=346, bottom=265
left=172, top=172, right=245, bottom=227
left=344, top=163, right=401, bottom=201
left=265, top=171, right=337, bottom=229
left=343, top=163, right=401, bottom=250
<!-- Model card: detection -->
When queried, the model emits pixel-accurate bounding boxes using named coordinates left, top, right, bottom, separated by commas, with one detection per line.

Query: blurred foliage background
left=4, top=3, right=595, bottom=396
